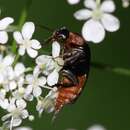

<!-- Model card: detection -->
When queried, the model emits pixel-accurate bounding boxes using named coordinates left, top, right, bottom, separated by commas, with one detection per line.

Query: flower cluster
left=0, top=15, right=63, bottom=130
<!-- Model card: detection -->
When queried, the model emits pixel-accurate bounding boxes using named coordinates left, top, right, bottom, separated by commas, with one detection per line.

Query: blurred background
left=0, top=0, right=130, bottom=130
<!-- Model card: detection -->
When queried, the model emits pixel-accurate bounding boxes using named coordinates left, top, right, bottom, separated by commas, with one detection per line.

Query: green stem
left=91, top=62, right=130, bottom=76
left=12, top=54, right=20, bottom=67
left=96, top=0, right=101, bottom=7
left=11, top=0, right=33, bottom=53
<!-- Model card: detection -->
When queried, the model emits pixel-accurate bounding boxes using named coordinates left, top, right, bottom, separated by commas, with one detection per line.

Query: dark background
left=0, top=0, right=130, bottom=130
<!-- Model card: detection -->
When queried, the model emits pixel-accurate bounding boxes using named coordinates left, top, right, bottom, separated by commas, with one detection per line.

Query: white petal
left=13, top=31, right=23, bottom=44
left=14, top=63, right=25, bottom=77
left=16, top=99, right=26, bottom=109
left=47, top=70, right=59, bottom=86
left=3, top=55, right=14, bottom=66
left=0, top=31, right=8, bottom=44
left=87, top=125, right=106, bottom=130
left=1, top=113, right=11, bottom=121
left=52, top=41, right=60, bottom=58
left=0, top=17, right=14, bottom=30
left=31, top=39, right=41, bottom=49
left=33, top=66, right=40, bottom=77
left=84, top=0, right=96, bottom=9
left=36, top=55, right=52, bottom=65
left=33, top=87, right=42, bottom=97
left=9, top=81, right=17, bottom=90
left=25, top=85, right=33, bottom=95
left=18, top=46, right=25, bottom=56
left=101, top=0, right=116, bottom=13
left=82, top=19, right=105, bottom=43
left=21, top=110, right=29, bottom=119
left=101, top=14, right=120, bottom=32
left=12, top=118, right=22, bottom=127
left=6, top=66, right=14, bottom=80
left=14, top=127, right=32, bottom=130
left=0, top=74, right=4, bottom=84
left=0, top=99, right=9, bottom=110
left=27, top=48, right=38, bottom=58
left=26, top=74, right=34, bottom=84
left=38, top=76, right=46, bottom=86
left=22, top=22, right=35, bottom=40
left=67, top=0, right=80, bottom=5
left=74, top=9, right=92, bottom=20
left=24, top=94, right=33, bottom=101
left=0, top=54, right=3, bottom=62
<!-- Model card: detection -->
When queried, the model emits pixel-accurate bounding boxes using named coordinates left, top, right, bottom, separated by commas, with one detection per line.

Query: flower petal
left=31, top=39, right=41, bottom=49
left=25, top=85, right=33, bottom=95
left=14, top=63, right=25, bottom=77
left=87, top=125, right=106, bottom=130
left=0, top=17, right=14, bottom=30
left=22, top=22, right=35, bottom=40
left=33, top=87, right=42, bottom=97
left=9, top=81, right=17, bottom=90
left=33, top=66, right=40, bottom=77
left=74, top=9, right=92, bottom=20
left=101, top=0, right=116, bottom=13
left=16, top=99, right=27, bottom=109
left=14, top=127, right=32, bottom=130
left=27, top=48, right=38, bottom=58
left=101, top=14, right=120, bottom=32
left=52, top=41, right=60, bottom=58
left=0, top=31, right=8, bottom=44
left=12, top=118, right=22, bottom=127
left=21, top=110, right=29, bottom=119
left=18, top=46, right=25, bottom=56
left=47, top=70, right=59, bottom=86
left=3, top=55, right=14, bottom=66
left=38, top=76, right=46, bottom=86
left=36, top=55, right=52, bottom=66
left=67, top=0, right=80, bottom=5
left=13, top=31, right=23, bottom=44
left=26, top=74, right=34, bottom=84
left=82, top=19, right=105, bottom=43
left=84, top=0, right=96, bottom=9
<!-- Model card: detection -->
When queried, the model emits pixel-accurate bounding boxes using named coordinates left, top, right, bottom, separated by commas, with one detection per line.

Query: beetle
left=51, top=27, right=90, bottom=116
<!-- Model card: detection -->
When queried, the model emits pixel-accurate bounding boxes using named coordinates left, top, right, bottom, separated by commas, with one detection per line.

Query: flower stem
left=96, top=0, right=101, bottom=7
left=91, top=61, right=130, bottom=76
left=10, top=117, right=13, bottom=130
left=12, top=53, right=20, bottom=67
left=11, top=0, right=33, bottom=53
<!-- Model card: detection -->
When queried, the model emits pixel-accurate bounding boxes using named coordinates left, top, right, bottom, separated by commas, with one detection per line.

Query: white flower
left=87, top=125, right=106, bottom=130
left=25, top=68, right=46, bottom=97
left=0, top=98, right=9, bottom=109
left=0, top=89, right=6, bottom=100
left=0, top=17, right=14, bottom=44
left=0, top=54, right=14, bottom=84
left=36, top=41, right=64, bottom=86
left=12, top=87, right=33, bottom=102
left=13, top=22, right=41, bottom=58
left=36, top=87, right=58, bottom=115
left=2, top=63, right=25, bottom=91
left=74, top=0, right=120, bottom=43
left=67, top=0, right=80, bottom=5
left=14, top=126, right=32, bottom=130
left=122, top=0, right=130, bottom=8
left=2, top=98, right=29, bottom=128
